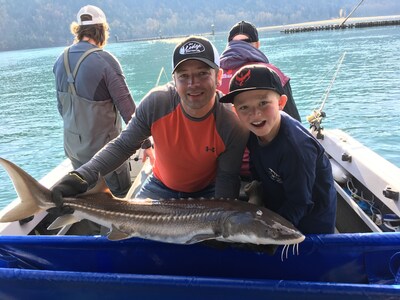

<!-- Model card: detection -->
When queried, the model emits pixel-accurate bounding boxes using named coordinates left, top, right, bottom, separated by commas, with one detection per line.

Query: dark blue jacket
left=248, top=113, right=337, bottom=234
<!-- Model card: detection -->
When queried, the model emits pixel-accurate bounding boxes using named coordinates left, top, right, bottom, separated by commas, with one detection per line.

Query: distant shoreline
left=259, top=15, right=400, bottom=32
left=114, top=15, right=400, bottom=44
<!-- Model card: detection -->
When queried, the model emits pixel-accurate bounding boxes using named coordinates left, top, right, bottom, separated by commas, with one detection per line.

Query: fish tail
left=0, top=157, right=53, bottom=222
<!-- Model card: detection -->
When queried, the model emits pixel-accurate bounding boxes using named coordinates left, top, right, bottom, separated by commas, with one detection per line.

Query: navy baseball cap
left=172, top=36, right=220, bottom=73
left=228, top=21, right=259, bottom=42
left=219, top=64, right=284, bottom=103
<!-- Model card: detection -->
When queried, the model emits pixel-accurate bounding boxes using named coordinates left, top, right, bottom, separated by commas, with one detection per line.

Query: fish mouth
left=262, top=235, right=305, bottom=245
left=220, top=233, right=305, bottom=245
left=286, top=235, right=305, bottom=244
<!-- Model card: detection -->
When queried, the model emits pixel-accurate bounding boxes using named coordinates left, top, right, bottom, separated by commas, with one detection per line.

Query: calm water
left=0, top=26, right=399, bottom=208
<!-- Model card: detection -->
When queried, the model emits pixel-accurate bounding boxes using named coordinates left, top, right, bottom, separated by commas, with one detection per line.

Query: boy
left=219, top=64, right=337, bottom=234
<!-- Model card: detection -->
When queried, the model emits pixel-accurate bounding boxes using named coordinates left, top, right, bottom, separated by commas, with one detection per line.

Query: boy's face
left=234, top=89, right=287, bottom=144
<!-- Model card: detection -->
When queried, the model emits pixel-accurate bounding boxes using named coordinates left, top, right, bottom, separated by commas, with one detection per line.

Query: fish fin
left=245, top=180, right=264, bottom=206
left=106, top=224, right=132, bottom=241
left=47, top=214, right=80, bottom=230
left=185, top=234, right=217, bottom=244
left=0, top=157, right=52, bottom=222
left=0, top=200, right=38, bottom=223
left=82, top=177, right=113, bottom=196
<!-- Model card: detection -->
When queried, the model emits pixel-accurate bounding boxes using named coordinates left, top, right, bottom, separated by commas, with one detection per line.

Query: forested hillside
left=1, top=0, right=399, bottom=51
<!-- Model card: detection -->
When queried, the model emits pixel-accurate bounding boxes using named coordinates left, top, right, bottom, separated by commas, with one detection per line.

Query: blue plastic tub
left=0, top=233, right=399, bottom=299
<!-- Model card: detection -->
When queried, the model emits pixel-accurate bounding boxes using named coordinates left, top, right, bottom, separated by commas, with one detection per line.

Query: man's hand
left=48, top=172, right=89, bottom=215
left=142, top=147, right=155, bottom=166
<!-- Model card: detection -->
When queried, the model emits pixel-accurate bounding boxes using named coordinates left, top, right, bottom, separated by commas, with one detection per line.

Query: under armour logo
left=268, top=168, right=283, bottom=184
left=205, top=146, right=216, bottom=152
left=235, top=69, right=251, bottom=86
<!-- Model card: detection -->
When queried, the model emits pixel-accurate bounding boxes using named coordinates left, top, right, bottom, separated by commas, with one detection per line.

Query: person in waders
left=53, top=5, right=153, bottom=197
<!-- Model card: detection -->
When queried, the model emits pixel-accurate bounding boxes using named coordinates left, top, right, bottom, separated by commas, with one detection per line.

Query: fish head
left=221, top=206, right=305, bottom=245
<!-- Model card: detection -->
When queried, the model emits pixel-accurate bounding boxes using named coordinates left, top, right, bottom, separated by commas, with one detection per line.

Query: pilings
left=282, top=19, right=400, bottom=34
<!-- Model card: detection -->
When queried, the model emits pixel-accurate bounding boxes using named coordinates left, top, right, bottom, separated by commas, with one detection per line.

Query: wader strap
left=63, top=47, right=102, bottom=96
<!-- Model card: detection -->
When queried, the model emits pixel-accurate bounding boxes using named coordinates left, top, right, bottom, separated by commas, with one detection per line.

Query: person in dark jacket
left=220, top=21, right=301, bottom=121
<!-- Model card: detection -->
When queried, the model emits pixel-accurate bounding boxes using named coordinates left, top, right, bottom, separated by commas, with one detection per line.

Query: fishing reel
left=307, top=109, right=326, bottom=140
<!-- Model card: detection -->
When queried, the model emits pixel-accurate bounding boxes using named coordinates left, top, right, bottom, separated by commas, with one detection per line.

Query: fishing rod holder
left=307, top=109, right=326, bottom=139
left=383, top=186, right=399, bottom=201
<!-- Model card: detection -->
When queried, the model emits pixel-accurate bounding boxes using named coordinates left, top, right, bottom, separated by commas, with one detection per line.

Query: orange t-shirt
left=152, top=103, right=225, bottom=192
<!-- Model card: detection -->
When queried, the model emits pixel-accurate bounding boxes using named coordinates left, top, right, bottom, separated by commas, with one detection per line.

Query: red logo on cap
left=235, top=69, right=251, bottom=86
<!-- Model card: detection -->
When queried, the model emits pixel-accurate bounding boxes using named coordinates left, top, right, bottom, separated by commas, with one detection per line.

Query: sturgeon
left=0, top=157, right=305, bottom=246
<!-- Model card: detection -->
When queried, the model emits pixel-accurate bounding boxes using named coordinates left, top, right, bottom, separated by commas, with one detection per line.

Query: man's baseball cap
left=219, top=64, right=284, bottom=103
left=228, top=21, right=259, bottom=42
left=77, top=5, right=107, bottom=25
left=172, top=36, right=220, bottom=73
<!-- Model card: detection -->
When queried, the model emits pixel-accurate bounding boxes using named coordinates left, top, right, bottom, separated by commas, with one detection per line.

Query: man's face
left=173, top=60, right=219, bottom=118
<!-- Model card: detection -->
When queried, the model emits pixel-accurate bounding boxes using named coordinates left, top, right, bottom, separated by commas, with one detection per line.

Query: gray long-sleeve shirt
left=53, top=41, right=135, bottom=124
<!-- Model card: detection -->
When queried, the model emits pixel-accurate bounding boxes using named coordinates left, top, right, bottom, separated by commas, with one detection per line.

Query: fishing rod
left=307, top=51, right=346, bottom=138
left=133, top=68, right=168, bottom=162
left=318, top=51, right=346, bottom=112
left=155, top=66, right=170, bottom=87
left=340, top=0, right=365, bottom=28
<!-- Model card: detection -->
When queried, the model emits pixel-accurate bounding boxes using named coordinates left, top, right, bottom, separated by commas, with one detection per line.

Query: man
left=53, top=5, right=153, bottom=197
left=220, top=20, right=301, bottom=121
left=51, top=36, right=248, bottom=206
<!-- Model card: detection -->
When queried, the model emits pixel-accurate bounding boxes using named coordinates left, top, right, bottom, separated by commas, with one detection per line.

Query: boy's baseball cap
left=77, top=5, right=107, bottom=25
left=172, top=36, right=220, bottom=73
left=228, top=21, right=259, bottom=42
left=219, top=64, right=284, bottom=103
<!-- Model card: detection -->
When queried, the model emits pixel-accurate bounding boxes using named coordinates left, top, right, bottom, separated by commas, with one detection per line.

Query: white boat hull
left=1, top=129, right=399, bottom=236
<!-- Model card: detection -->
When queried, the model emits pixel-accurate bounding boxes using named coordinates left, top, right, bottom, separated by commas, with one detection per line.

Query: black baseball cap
left=219, top=64, right=284, bottom=103
left=172, top=36, right=220, bottom=73
left=228, top=21, right=259, bottom=42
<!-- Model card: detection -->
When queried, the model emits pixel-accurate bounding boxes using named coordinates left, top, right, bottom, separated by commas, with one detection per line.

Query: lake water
left=0, top=25, right=399, bottom=209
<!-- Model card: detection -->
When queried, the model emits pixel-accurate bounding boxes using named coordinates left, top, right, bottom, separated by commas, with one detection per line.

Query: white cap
left=77, top=5, right=106, bottom=25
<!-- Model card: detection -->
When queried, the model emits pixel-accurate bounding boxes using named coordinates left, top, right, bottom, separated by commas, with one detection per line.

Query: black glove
left=48, top=171, right=89, bottom=215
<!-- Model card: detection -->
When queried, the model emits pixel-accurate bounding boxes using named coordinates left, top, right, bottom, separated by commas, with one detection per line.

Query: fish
left=0, top=157, right=305, bottom=246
